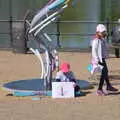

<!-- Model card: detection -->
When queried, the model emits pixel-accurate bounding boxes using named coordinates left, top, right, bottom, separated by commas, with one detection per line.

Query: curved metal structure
left=2, top=0, right=93, bottom=97
left=25, top=0, right=71, bottom=90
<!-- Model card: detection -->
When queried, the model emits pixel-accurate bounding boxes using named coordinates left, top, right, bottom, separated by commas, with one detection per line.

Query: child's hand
left=73, top=83, right=76, bottom=88
left=91, top=59, right=99, bottom=65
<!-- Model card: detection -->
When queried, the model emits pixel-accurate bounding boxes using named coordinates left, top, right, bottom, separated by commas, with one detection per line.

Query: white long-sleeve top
left=91, top=37, right=109, bottom=63
left=56, top=71, right=76, bottom=82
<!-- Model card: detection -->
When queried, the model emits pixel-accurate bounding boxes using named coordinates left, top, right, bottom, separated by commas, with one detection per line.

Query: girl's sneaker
left=106, top=85, right=118, bottom=92
left=97, top=90, right=105, bottom=96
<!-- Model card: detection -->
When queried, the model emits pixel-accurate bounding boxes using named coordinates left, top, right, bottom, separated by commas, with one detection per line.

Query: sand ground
left=0, top=51, right=120, bottom=120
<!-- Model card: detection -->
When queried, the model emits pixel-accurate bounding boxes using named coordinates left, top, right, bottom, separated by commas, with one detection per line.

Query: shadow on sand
left=107, top=91, right=120, bottom=96
left=75, top=91, right=92, bottom=97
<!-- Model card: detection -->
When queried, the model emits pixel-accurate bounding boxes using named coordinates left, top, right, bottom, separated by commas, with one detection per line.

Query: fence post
left=9, top=0, right=13, bottom=48
left=56, top=18, right=60, bottom=48
left=105, top=18, right=110, bottom=42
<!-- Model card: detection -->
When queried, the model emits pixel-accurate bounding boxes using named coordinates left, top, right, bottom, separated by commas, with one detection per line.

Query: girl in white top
left=91, top=24, right=118, bottom=96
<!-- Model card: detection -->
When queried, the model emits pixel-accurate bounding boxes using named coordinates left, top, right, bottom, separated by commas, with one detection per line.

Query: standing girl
left=91, top=24, right=118, bottom=96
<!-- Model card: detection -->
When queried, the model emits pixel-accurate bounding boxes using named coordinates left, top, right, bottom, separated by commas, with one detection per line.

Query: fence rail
left=0, top=19, right=119, bottom=51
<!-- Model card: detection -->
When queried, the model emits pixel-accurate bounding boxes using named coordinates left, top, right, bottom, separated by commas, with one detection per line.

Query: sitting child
left=56, top=62, right=80, bottom=92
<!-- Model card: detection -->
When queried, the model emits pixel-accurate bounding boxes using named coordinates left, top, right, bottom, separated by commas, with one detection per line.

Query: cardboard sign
left=52, top=82, right=75, bottom=98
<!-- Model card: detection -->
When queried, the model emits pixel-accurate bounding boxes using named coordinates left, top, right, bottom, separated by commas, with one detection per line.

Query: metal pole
left=56, top=18, right=60, bottom=48
left=105, top=18, right=109, bottom=41
left=9, top=0, right=13, bottom=48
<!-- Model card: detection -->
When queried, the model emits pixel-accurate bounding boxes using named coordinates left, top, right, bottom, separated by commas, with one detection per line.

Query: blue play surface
left=2, top=78, right=93, bottom=97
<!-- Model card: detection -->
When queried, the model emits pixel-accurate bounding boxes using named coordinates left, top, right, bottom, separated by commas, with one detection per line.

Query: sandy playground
left=0, top=51, right=120, bottom=120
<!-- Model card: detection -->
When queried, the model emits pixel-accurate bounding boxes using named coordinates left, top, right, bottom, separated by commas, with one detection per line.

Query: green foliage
left=110, top=0, right=120, bottom=21
left=100, top=0, right=120, bottom=21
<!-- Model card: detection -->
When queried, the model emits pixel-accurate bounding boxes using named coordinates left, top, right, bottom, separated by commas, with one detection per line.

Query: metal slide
left=25, top=0, right=70, bottom=91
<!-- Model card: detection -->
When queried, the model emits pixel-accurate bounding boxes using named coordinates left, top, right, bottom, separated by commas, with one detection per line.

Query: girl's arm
left=92, top=39, right=99, bottom=63
left=56, top=71, right=62, bottom=82
left=69, top=71, right=76, bottom=83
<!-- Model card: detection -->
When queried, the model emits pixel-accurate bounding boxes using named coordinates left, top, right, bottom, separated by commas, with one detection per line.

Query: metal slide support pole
left=49, top=53, right=53, bottom=90
left=30, top=48, right=45, bottom=79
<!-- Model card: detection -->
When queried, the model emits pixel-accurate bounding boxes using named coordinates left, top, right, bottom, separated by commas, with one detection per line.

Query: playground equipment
left=2, top=0, right=93, bottom=97
left=2, top=0, right=71, bottom=96
left=25, top=0, right=71, bottom=91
